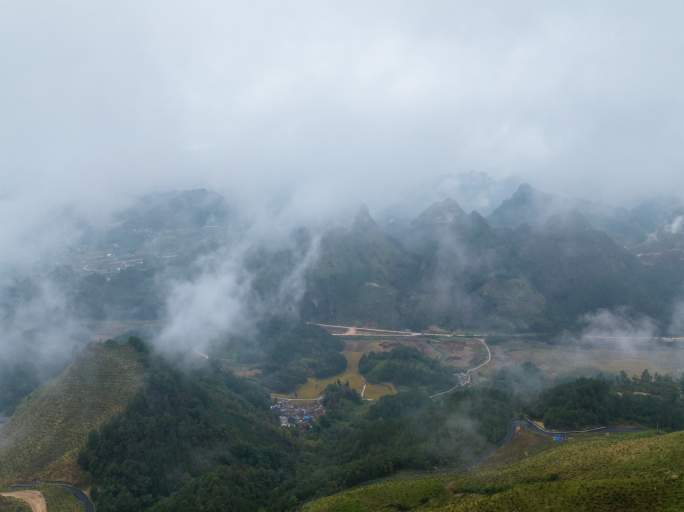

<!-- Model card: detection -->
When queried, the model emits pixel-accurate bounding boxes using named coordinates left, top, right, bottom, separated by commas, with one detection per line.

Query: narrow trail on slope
left=1, top=491, right=47, bottom=512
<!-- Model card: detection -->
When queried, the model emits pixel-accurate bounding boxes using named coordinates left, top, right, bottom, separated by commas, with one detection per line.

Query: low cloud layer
left=581, top=308, right=659, bottom=347
left=3, top=2, right=684, bottom=372
left=3, top=1, right=684, bottom=218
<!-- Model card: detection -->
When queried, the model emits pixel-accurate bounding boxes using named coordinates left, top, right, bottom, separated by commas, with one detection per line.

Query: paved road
left=307, top=322, right=422, bottom=336
left=522, top=417, right=644, bottom=437
left=307, top=323, right=494, bottom=400
left=467, top=418, right=645, bottom=471
left=309, top=322, right=494, bottom=397
left=11, top=482, right=95, bottom=512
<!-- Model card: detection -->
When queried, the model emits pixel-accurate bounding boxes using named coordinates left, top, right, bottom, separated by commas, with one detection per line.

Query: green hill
left=0, top=341, right=145, bottom=486
left=303, top=430, right=684, bottom=512
left=79, top=354, right=296, bottom=512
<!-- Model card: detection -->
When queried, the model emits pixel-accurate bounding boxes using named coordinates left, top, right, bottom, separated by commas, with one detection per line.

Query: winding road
left=269, top=324, right=493, bottom=403
left=430, top=337, right=492, bottom=399
left=10, top=482, right=95, bottom=512
left=308, top=323, right=494, bottom=400
left=521, top=417, right=644, bottom=436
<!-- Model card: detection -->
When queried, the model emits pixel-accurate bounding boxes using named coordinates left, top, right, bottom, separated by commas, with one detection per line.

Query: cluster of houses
left=271, top=397, right=325, bottom=430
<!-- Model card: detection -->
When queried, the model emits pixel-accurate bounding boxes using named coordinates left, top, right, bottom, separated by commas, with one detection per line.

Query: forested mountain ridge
left=302, top=186, right=683, bottom=332
left=18, top=184, right=682, bottom=337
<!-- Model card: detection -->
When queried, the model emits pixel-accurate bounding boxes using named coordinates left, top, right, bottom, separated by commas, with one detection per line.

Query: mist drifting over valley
left=3, top=4, right=684, bottom=512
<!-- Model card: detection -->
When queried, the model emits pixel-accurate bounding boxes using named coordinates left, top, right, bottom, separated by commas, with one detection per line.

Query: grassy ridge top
left=304, top=430, right=684, bottom=512
left=0, top=341, right=144, bottom=486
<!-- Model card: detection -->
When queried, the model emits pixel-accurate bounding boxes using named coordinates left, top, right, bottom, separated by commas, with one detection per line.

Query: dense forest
left=78, top=340, right=514, bottom=511
left=76, top=337, right=684, bottom=511
left=255, top=321, right=347, bottom=392
left=212, top=320, right=347, bottom=393
left=79, top=341, right=295, bottom=512
left=358, top=346, right=455, bottom=394
left=530, top=372, right=684, bottom=430
left=289, top=384, right=513, bottom=500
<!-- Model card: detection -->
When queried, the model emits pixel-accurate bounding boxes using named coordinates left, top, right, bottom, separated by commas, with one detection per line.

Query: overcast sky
left=3, top=0, right=684, bottom=363
left=2, top=0, right=684, bottom=218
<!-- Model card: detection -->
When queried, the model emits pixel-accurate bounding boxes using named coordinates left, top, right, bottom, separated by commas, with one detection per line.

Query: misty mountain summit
left=488, top=183, right=557, bottom=229
left=351, top=204, right=381, bottom=233
left=412, top=197, right=468, bottom=226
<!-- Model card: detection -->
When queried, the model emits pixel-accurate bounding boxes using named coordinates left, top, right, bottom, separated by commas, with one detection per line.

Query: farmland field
left=288, top=335, right=492, bottom=400
left=489, top=338, right=684, bottom=379
left=294, top=349, right=397, bottom=400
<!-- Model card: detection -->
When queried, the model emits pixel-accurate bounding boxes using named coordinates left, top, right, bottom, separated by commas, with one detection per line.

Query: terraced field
left=303, top=429, right=684, bottom=512
left=0, top=342, right=145, bottom=486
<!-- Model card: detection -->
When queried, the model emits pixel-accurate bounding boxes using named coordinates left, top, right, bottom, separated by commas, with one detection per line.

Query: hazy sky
left=3, top=0, right=684, bottom=365
left=2, top=1, right=684, bottom=218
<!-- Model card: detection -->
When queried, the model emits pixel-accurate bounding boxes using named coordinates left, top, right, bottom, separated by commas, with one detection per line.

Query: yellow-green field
left=292, top=349, right=396, bottom=400
left=288, top=335, right=489, bottom=400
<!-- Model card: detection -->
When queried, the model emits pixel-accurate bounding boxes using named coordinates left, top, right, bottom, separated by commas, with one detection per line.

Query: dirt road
left=1, top=491, right=47, bottom=512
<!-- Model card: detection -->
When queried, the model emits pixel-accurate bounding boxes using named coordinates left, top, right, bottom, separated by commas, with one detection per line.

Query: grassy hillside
left=0, top=341, right=144, bottom=486
left=0, top=496, right=31, bottom=512
left=303, top=430, right=684, bottom=512
left=39, top=485, right=83, bottom=512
